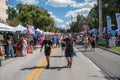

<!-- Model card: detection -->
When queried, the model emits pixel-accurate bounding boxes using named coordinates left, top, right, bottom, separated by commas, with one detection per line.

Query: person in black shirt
left=60, top=35, right=66, bottom=54
left=40, top=35, right=52, bottom=69
left=65, top=34, right=73, bottom=68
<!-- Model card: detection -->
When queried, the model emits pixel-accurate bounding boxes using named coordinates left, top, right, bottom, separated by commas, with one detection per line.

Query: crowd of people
left=40, top=34, right=74, bottom=69
left=0, top=32, right=76, bottom=68
left=3, top=28, right=119, bottom=68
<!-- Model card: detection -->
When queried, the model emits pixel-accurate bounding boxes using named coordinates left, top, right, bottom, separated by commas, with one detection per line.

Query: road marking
left=25, top=48, right=56, bottom=80
left=33, top=48, right=55, bottom=80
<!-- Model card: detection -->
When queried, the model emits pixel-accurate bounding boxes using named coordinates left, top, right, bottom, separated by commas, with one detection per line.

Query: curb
left=99, top=46, right=120, bottom=56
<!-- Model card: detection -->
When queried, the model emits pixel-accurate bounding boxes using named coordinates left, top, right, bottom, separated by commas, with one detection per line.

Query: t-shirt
left=42, top=40, right=52, bottom=51
left=91, top=38, right=96, bottom=43
left=65, top=38, right=73, bottom=47
left=61, top=39, right=66, bottom=47
left=56, top=37, right=60, bottom=44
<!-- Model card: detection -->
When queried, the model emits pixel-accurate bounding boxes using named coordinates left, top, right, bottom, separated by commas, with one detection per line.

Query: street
left=76, top=45, right=120, bottom=80
left=0, top=45, right=119, bottom=80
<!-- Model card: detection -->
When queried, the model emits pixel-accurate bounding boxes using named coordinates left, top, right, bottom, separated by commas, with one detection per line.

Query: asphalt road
left=76, top=45, right=120, bottom=80
left=0, top=46, right=107, bottom=80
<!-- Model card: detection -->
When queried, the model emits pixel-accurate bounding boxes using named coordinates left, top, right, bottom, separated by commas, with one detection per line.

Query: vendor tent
left=35, top=28, right=43, bottom=34
left=0, top=23, right=14, bottom=32
left=6, top=25, right=15, bottom=32
left=14, top=25, right=27, bottom=32
left=35, top=28, right=43, bottom=33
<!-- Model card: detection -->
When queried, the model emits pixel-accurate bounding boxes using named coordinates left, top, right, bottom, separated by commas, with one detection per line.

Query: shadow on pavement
left=48, top=66, right=70, bottom=71
left=50, top=55, right=65, bottom=58
left=21, top=65, right=69, bottom=71
left=21, top=66, right=46, bottom=70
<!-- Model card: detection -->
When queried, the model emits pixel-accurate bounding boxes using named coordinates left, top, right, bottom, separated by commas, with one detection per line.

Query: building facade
left=0, top=0, right=8, bottom=23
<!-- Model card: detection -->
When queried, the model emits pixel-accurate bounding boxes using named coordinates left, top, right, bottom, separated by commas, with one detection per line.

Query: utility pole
left=70, top=15, right=73, bottom=32
left=98, top=0, right=103, bottom=38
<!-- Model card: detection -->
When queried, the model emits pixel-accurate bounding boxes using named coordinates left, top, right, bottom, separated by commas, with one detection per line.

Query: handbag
left=72, top=51, right=77, bottom=57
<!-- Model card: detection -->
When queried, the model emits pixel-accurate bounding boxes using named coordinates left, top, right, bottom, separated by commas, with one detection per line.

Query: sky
left=8, top=0, right=97, bottom=29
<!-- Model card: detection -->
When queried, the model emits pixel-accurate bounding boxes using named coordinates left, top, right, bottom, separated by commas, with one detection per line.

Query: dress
left=39, top=37, right=43, bottom=45
left=42, top=40, right=52, bottom=56
left=65, top=38, right=73, bottom=57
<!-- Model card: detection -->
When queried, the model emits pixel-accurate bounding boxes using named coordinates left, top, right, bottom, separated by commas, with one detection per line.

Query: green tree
left=7, top=4, right=55, bottom=31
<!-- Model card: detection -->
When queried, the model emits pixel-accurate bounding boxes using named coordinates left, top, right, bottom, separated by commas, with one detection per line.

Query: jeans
left=8, top=45, right=14, bottom=58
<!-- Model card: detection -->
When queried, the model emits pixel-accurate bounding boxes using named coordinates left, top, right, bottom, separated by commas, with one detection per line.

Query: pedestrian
left=40, top=35, right=52, bottom=69
left=39, top=35, right=43, bottom=47
left=33, top=36, right=37, bottom=49
left=7, top=36, right=14, bottom=58
left=60, top=35, right=66, bottom=54
left=91, top=35, right=96, bottom=52
left=56, top=36, right=60, bottom=48
left=65, top=34, right=73, bottom=68
left=51, top=35, right=55, bottom=48
left=83, top=34, right=88, bottom=51
left=22, top=37, right=27, bottom=56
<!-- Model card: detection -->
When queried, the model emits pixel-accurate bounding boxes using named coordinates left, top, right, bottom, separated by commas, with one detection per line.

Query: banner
left=27, top=26, right=35, bottom=35
left=116, top=13, right=120, bottom=34
left=107, top=16, right=111, bottom=32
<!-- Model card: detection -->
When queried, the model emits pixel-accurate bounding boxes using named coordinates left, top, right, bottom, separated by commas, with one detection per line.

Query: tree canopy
left=7, top=4, right=55, bottom=32
left=69, top=0, right=120, bottom=32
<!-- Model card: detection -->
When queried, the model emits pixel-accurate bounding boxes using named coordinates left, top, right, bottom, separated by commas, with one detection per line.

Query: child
left=91, top=36, right=96, bottom=52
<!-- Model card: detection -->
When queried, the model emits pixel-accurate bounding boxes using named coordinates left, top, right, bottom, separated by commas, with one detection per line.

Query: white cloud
left=71, top=0, right=97, bottom=8
left=57, top=21, right=71, bottom=29
left=46, top=0, right=74, bottom=7
left=17, top=0, right=39, bottom=5
left=65, top=0, right=97, bottom=17
left=48, top=11, right=63, bottom=23
left=65, top=8, right=91, bottom=18
left=46, top=0, right=97, bottom=8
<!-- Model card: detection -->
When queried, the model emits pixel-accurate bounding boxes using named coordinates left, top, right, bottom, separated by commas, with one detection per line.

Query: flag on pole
left=116, top=13, right=120, bottom=34
left=107, top=16, right=111, bottom=32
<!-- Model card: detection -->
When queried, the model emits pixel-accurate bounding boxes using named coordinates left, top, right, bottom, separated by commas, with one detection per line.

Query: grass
left=109, top=47, right=120, bottom=53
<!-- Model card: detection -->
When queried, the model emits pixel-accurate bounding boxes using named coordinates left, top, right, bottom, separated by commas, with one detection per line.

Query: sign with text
left=107, top=16, right=111, bottom=32
left=109, top=39, right=116, bottom=47
left=116, top=13, right=120, bottom=34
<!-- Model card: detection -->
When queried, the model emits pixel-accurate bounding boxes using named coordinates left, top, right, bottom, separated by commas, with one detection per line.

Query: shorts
left=44, top=49, right=51, bottom=56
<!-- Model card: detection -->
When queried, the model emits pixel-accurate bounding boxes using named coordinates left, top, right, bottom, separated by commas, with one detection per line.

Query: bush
left=96, top=38, right=106, bottom=47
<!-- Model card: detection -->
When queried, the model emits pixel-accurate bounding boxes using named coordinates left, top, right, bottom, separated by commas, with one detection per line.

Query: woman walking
left=83, top=34, right=88, bottom=51
left=60, top=35, right=66, bottom=54
left=65, top=34, right=73, bottom=68
left=40, top=35, right=52, bottom=69
left=39, top=35, right=43, bottom=47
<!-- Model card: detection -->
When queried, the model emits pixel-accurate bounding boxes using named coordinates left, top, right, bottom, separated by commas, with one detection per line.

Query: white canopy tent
left=14, top=24, right=27, bottom=32
left=0, top=23, right=14, bottom=32
left=35, top=28, right=43, bottom=33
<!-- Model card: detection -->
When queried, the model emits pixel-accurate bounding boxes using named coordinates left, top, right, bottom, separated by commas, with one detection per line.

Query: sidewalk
left=38, top=47, right=107, bottom=80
